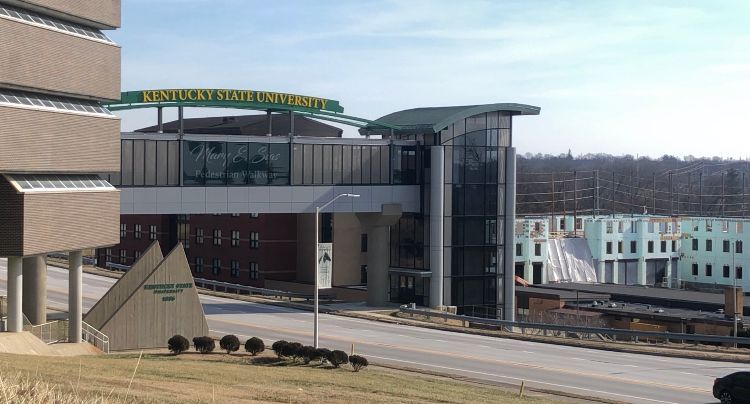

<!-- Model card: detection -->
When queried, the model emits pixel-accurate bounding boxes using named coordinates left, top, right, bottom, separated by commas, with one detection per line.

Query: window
left=0, top=4, right=115, bottom=44
left=692, top=238, right=698, bottom=251
left=105, top=248, right=112, bottom=262
left=515, top=243, right=522, bottom=256
left=724, top=240, right=731, bottom=253
left=361, top=234, right=368, bottom=253
left=196, top=228, right=204, bottom=244
left=534, top=243, right=542, bottom=256
left=618, top=241, right=623, bottom=254
left=737, top=240, right=743, bottom=254
left=575, top=218, right=582, bottom=230
left=249, top=262, right=259, bottom=279
left=692, top=263, right=698, bottom=276
left=724, top=265, right=730, bottom=278
left=195, top=257, right=204, bottom=274
left=119, top=249, right=127, bottom=264
left=671, top=240, right=676, bottom=252
left=231, top=230, right=240, bottom=247
left=630, top=222, right=637, bottom=233
left=705, top=264, right=712, bottom=277
left=647, top=241, right=654, bottom=253
left=617, top=221, right=624, bottom=233
left=606, top=222, right=613, bottom=234
left=630, top=240, right=637, bottom=253
left=660, top=241, right=667, bottom=253
left=706, top=239, right=712, bottom=252
left=213, top=229, right=221, bottom=246
left=134, top=224, right=142, bottom=240
left=230, top=260, right=240, bottom=278
left=120, top=223, right=127, bottom=239
left=250, top=232, right=259, bottom=248
left=251, top=213, right=259, bottom=218
left=722, top=221, right=729, bottom=232
left=560, top=218, right=565, bottom=231
left=231, top=213, right=240, bottom=217
left=149, top=225, right=157, bottom=240
left=737, top=266, right=743, bottom=279
left=648, top=222, right=654, bottom=233
left=606, top=242, right=612, bottom=255
left=706, top=220, right=713, bottom=232
left=212, top=258, right=221, bottom=275
left=135, top=251, right=141, bottom=260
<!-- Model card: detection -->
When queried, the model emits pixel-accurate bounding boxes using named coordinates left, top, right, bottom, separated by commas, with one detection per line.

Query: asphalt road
left=0, top=259, right=745, bottom=404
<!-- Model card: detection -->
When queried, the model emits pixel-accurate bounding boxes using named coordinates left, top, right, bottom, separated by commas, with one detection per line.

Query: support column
left=598, top=260, right=606, bottom=284
left=22, top=256, right=47, bottom=325
left=366, top=225, right=390, bottom=307
left=665, top=258, right=673, bottom=288
left=612, top=259, right=619, bottom=284
left=503, top=147, right=517, bottom=321
left=7, top=257, right=23, bottom=332
left=68, top=251, right=82, bottom=343
left=429, top=146, right=444, bottom=308
left=637, top=257, right=647, bottom=285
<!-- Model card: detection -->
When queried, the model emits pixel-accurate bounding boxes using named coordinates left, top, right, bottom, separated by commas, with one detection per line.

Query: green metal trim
left=430, top=103, right=540, bottom=132
left=105, top=90, right=398, bottom=130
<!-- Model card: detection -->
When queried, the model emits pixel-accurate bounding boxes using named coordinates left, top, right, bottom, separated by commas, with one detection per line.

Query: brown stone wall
left=17, top=0, right=121, bottom=28
left=0, top=18, right=121, bottom=100
left=0, top=106, right=120, bottom=172
left=22, top=190, right=120, bottom=255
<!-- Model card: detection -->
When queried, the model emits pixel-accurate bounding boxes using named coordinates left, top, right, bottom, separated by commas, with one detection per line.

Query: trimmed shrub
left=220, top=335, right=241, bottom=354
left=299, top=345, right=317, bottom=364
left=349, top=355, right=369, bottom=372
left=286, top=342, right=304, bottom=361
left=315, top=348, right=331, bottom=364
left=192, top=336, right=215, bottom=354
left=327, top=350, right=349, bottom=368
left=244, top=337, right=265, bottom=356
left=167, top=335, right=190, bottom=355
left=272, top=340, right=289, bottom=358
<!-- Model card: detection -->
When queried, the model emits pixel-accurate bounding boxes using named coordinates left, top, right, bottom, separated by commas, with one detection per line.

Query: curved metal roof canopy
left=360, top=103, right=540, bottom=136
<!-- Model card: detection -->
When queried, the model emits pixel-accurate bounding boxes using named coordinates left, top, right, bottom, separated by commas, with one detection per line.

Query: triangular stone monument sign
left=84, top=242, right=209, bottom=351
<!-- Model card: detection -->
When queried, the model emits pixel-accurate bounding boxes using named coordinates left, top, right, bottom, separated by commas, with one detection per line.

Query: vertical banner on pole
left=317, top=243, right=333, bottom=289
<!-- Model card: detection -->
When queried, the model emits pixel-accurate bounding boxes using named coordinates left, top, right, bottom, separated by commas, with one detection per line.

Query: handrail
left=25, top=320, right=67, bottom=344
left=400, top=305, right=750, bottom=346
left=193, top=277, right=336, bottom=301
left=81, top=320, right=110, bottom=354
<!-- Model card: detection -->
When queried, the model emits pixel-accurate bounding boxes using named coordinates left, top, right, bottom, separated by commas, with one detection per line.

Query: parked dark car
left=714, top=371, right=750, bottom=403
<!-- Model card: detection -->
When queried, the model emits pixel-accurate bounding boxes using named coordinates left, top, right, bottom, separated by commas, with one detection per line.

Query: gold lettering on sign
left=138, top=89, right=335, bottom=111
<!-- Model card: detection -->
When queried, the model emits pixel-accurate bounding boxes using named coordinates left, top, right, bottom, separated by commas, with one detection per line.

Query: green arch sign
left=106, top=88, right=344, bottom=114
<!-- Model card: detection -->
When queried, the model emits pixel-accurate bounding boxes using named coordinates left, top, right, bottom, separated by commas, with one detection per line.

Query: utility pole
left=669, top=171, right=674, bottom=216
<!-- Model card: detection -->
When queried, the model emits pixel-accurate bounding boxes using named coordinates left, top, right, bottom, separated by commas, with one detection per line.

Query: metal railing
left=400, top=305, right=750, bottom=347
left=104, top=262, right=130, bottom=271
left=82, top=320, right=110, bottom=353
left=193, top=278, right=336, bottom=301
left=25, top=320, right=68, bottom=344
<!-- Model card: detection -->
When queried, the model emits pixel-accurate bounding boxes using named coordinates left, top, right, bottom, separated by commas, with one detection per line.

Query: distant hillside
left=516, top=153, right=750, bottom=218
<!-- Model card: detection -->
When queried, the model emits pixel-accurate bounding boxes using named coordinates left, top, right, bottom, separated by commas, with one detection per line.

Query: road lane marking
left=365, top=355, right=682, bottom=404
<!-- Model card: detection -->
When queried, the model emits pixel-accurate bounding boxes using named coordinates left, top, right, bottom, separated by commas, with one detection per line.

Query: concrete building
left=513, top=214, right=749, bottom=293
left=0, top=1, right=121, bottom=341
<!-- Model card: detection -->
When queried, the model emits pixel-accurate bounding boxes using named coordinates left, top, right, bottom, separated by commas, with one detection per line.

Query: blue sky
left=112, top=0, right=750, bottom=159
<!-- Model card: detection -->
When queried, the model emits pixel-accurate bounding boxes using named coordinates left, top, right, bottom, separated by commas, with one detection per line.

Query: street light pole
left=314, top=193, right=359, bottom=348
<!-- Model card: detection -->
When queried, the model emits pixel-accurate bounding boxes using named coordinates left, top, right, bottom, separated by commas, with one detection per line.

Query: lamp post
left=314, top=193, right=359, bottom=348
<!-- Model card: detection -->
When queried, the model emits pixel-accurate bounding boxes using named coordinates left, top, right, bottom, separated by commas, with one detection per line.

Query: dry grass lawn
left=0, top=350, right=561, bottom=403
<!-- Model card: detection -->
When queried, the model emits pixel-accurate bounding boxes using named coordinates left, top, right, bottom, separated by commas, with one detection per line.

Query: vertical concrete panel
left=503, top=147, right=517, bottom=321
left=429, top=146, right=444, bottom=308
left=331, top=213, right=365, bottom=286
left=22, top=256, right=46, bottom=325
